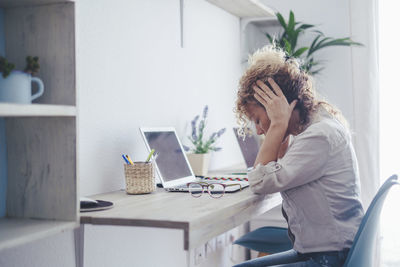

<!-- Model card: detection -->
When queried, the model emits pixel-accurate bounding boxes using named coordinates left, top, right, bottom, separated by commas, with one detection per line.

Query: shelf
left=0, top=103, right=76, bottom=117
left=0, top=218, right=77, bottom=251
left=205, top=0, right=275, bottom=18
left=0, top=1, right=78, bottom=252
left=241, top=17, right=279, bottom=29
left=0, top=0, right=74, bottom=8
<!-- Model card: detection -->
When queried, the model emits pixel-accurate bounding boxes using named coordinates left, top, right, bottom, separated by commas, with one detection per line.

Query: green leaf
left=278, top=34, right=286, bottom=49
left=320, top=37, right=363, bottom=48
left=287, top=10, right=295, bottom=34
left=291, top=30, right=300, bottom=50
left=310, top=36, right=361, bottom=55
left=276, top=12, right=287, bottom=30
left=312, top=29, right=324, bottom=35
left=292, top=47, right=309, bottom=57
left=297, top=23, right=315, bottom=31
left=283, top=38, right=292, bottom=55
left=266, top=33, right=274, bottom=44
left=310, top=66, right=325, bottom=75
left=283, top=12, right=296, bottom=50
left=308, top=35, right=324, bottom=56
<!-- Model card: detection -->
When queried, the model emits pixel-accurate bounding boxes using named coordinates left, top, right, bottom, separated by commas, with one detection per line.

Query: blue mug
left=0, top=70, right=44, bottom=104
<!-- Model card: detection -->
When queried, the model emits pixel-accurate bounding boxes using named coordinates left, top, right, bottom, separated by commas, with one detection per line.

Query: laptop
left=140, top=127, right=249, bottom=193
left=233, top=127, right=260, bottom=170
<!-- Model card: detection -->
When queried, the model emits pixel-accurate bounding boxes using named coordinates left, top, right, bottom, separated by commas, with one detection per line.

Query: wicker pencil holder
left=124, top=162, right=155, bottom=194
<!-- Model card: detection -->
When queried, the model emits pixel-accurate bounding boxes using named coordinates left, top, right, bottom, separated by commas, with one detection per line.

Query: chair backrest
left=343, top=174, right=398, bottom=267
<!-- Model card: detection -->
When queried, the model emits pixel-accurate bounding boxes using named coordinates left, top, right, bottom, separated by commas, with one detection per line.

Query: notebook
left=233, top=127, right=260, bottom=170
left=140, top=127, right=249, bottom=193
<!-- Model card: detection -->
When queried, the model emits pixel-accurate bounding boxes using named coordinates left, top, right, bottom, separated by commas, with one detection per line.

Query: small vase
left=186, top=153, right=210, bottom=177
left=0, top=70, right=44, bottom=103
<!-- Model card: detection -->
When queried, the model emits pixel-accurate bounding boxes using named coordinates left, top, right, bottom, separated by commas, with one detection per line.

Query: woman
left=234, top=45, right=364, bottom=267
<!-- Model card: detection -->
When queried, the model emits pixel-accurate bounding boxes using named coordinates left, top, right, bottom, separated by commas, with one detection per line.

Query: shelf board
left=205, top=0, right=275, bottom=18
left=0, top=218, right=77, bottom=251
left=241, top=17, right=279, bottom=28
left=0, top=0, right=74, bottom=8
left=0, top=103, right=76, bottom=117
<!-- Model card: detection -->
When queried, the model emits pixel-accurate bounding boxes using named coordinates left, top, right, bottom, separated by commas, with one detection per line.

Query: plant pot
left=0, top=70, right=44, bottom=103
left=186, top=153, right=210, bottom=177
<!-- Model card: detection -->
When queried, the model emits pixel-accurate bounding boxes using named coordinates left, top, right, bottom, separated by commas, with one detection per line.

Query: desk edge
left=80, top=217, right=190, bottom=249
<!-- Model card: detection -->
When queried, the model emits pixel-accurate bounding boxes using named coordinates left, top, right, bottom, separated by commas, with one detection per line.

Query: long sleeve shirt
left=248, top=109, right=364, bottom=253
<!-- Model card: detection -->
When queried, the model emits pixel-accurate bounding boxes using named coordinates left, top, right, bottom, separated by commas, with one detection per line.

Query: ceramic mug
left=0, top=70, right=44, bottom=103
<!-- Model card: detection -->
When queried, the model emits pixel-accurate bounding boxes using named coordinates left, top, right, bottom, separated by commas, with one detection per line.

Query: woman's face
left=246, top=103, right=271, bottom=135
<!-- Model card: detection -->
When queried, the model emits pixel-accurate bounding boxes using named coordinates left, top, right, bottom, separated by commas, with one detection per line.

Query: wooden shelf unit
left=0, top=0, right=74, bottom=8
left=205, top=0, right=275, bottom=18
left=0, top=103, right=76, bottom=117
left=0, top=218, right=77, bottom=251
left=0, top=0, right=77, bottom=251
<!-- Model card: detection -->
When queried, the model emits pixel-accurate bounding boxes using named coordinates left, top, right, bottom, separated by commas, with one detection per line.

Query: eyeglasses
left=187, top=182, right=242, bottom=198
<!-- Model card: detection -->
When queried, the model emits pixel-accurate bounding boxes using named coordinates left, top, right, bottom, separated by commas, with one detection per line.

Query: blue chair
left=234, top=226, right=292, bottom=254
left=233, top=174, right=398, bottom=267
left=343, top=174, right=398, bottom=266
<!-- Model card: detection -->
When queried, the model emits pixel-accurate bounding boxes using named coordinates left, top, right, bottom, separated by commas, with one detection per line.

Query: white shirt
left=248, top=109, right=364, bottom=253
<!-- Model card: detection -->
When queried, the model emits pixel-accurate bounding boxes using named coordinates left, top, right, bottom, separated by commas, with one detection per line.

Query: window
left=379, top=2, right=400, bottom=266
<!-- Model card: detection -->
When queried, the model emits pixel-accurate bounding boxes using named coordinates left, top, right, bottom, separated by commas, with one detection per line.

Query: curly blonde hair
left=235, top=45, right=346, bottom=137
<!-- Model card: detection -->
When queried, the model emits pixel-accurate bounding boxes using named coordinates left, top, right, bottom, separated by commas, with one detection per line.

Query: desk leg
left=74, top=224, right=85, bottom=267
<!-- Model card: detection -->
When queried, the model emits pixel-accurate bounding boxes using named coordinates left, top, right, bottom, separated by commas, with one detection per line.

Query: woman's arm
left=278, top=135, right=290, bottom=159
left=249, top=128, right=331, bottom=194
left=254, top=122, right=287, bottom=166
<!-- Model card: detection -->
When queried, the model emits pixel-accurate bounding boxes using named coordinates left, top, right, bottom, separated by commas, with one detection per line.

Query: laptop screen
left=142, top=129, right=193, bottom=183
left=233, top=128, right=259, bottom=168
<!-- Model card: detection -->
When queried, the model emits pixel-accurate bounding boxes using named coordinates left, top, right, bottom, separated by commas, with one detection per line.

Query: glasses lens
left=208, top=183, right=225, bottom=198
left=188, top=183, right=203, bottom=197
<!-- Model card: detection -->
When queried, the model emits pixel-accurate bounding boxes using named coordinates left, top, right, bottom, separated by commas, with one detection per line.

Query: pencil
left=146, top=149, right=155, bottom=162
left=125, top=155, right=134, bottom=165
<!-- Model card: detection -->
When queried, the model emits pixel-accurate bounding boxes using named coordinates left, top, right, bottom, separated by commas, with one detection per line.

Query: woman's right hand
left=253, top=78, right=297, bottom=129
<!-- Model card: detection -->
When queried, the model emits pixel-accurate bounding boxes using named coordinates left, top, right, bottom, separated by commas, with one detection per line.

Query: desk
left=79, top=186, right=281, bottom=266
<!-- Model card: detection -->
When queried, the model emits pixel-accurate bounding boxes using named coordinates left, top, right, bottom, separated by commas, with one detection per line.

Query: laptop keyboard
left=174, top=184, right=189, bottom=188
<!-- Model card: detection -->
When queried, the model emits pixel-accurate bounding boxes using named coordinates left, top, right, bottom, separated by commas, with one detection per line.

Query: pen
left=125, top=155, right=134, bottom=165
left=122, top=154, right=131, bottom=165
left=146, top=149, right=155, bottom=162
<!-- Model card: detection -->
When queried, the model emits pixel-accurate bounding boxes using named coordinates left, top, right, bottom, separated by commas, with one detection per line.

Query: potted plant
left=0, top=56, right=44, bottom=103
left=183, top=105, right=226, bottom=176
left=266, top=10, right=363, bottom=75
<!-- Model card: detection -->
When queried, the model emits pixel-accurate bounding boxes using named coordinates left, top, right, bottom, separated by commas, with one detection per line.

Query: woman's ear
left=289, top=100, right=298, bottom=112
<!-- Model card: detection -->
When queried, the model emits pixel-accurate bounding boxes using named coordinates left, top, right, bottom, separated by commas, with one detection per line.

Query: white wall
left=76, top=0, right=243, bottom=197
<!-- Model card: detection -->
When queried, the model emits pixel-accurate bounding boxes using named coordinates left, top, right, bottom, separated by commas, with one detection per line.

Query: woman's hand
left=253, top=78, right=297, bottom=128
left=252, top=78, right=297, bottom=166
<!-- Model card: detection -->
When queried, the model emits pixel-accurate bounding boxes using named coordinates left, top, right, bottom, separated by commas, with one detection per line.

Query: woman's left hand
left=253, top=78, right=297, bottom=128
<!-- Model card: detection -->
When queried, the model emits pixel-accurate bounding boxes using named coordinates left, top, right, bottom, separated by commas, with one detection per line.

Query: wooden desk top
left=80, top=187, right=281, bottom=250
